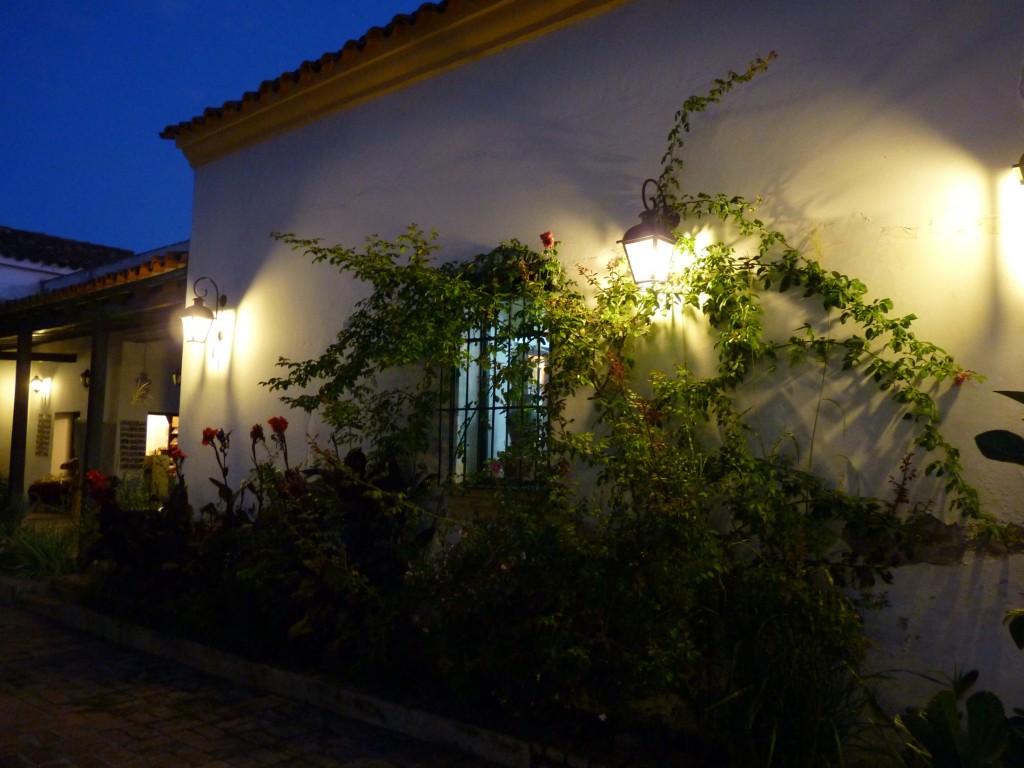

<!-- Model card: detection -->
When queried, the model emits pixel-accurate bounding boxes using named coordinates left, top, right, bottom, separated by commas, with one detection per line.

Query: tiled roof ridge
left=0, top=225, right=133, bottom=269
left=160, top=1, right=448, bottom=141
left=0, top=251, right=188, bottom=312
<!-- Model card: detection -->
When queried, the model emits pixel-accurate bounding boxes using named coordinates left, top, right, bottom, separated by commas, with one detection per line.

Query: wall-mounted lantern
left=618, top=178, right=681, bottom=284
left=80, top=368, right=91, bottom=389
left=30, top=375, right=52, bottom=398
left=181, top=276, right=227, bottom=343
left=1014, top=153, right=1024, bottom=185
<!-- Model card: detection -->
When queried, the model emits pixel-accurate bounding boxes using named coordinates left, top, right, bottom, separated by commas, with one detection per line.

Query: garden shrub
left=176, top=462, right=426, bottom=671
left=402, top=480, right=870, bottom=765
left=690, top=564, right=867, bottom=765
left=0, top=524, right=78, bottom=579
left=75, top=56, right=984, bottom=766
left=260, top=56, right=981, bottom=765
left=404, top=491, right=604, bottom=718
left=81, top=423, right=432, bottom=677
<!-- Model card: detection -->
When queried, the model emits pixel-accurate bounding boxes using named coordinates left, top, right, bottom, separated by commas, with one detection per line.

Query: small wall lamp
left=80, top=368, right=91, bottom=389
left=1014, top=153, right=1024, bottom=185
left=181, top=276, right=226, bottom=343
left=618, top=178, right=681, bottom=284
left=30, top=375, right=51, bottom=398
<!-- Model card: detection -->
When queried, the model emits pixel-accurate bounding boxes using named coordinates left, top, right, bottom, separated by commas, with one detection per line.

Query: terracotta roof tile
left=0, top=252, right=188, bottom=314
left=160, top=2, right=446, bottom=142
left=160, top=0, right=628, bottom=167
left=0, top=226, right=132, bottom=270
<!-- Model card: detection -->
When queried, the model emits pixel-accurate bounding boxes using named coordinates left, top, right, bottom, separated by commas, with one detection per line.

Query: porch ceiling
left=0, top=252, right=188, bottom=351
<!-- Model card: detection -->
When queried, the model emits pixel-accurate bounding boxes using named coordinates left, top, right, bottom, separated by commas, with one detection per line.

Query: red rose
left=268, top=416, right=289, bottom=435
left=202, top=427, right=218, bottom=446
left=540, top=231, right=555, bottom=250
left=85, top=469, right=108, bottom=491
left=953, top=369, right=974, bottom=386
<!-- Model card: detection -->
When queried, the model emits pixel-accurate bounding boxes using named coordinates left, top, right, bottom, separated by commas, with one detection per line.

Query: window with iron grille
left=437, top=305, right=548, bottom=485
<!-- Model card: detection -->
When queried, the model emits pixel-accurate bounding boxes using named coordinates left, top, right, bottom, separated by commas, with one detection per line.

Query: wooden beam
left=0, top=352, right=77, bottom=363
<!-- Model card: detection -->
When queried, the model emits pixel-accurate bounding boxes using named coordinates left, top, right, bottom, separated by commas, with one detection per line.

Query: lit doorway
left=50, top=412, right=79, bottom=477
left=145, top=413, right=179, bottom=455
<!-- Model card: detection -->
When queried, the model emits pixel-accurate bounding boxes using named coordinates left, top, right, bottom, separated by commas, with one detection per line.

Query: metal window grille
left=437, top=308, right=548, bottom=485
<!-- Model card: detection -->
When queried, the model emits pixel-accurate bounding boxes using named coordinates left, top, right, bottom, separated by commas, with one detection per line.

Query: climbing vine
left=260, top=57, right=985, bottom=766
left=652, top=54, right=978, bottom=517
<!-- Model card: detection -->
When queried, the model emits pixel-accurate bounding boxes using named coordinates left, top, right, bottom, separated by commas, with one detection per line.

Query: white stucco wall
left=865, top=551, right=1024, bottom=712
left=0, top=362, right=12, bottom=475
left=180, top=0, right=1024, bottom=707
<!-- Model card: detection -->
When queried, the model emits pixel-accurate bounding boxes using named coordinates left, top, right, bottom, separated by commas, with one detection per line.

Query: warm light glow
left=670, top=225, right=714, bottom=278
left=1014, top=154, right=1024, bottom=185
left=206, top=308, right=235, bottom=372
left=622, top=232, right=678, bottom=284
left=623, top=225, right=709, bottom=285
left=30, top=375, right=52, bottom=398
left=998, top=169, right=1024, bottom=289
left=933, top=174, right=988, bottom=238
left=619, top=179, right=681, bottom=285
left=692, top=226, right=715, bottom=258
left=181, top=297, right=216, bottom=343
left=145, top=414, right=171, bottom=455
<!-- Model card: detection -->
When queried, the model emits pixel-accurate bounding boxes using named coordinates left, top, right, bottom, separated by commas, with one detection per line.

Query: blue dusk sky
left=1, top=1, right=421, bottom=253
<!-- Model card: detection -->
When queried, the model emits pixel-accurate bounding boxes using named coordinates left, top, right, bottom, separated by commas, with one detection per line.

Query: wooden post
left=8, top=328, right=32, bottom=497
left=83, top=326, right=109, bottom=475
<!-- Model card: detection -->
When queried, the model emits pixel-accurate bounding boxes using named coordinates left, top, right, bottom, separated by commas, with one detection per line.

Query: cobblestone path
left=0, top=604, right=486, bottom=767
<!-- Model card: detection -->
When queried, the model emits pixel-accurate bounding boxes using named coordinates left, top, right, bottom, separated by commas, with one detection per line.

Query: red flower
left=606, top=351, right=627, bottom=383
left=250, top=423, right=265, bottom=443
left=202, top=427, right=218, bottom=446
left=168, top=446, right=187, bottom=461
left=268, top=416, right=289, bottom=435
left=540, top=231, right=555, bottom=250
left=85, top=469, right=108, bottom=492
left=953, top=369, right=974, bottom=386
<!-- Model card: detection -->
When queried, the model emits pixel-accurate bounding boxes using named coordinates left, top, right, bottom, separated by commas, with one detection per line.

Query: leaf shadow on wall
left=975, top=391, right=1024, bottom=466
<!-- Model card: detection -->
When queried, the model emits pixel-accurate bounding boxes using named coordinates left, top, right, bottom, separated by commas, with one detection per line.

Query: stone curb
left=0, top=575, right=617, bottom=768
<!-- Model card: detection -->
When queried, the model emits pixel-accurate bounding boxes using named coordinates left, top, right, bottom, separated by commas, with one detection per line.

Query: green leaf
left=962, top=690, right=1009, bottom=765
left=896, top=690, right=963, bottom=761
left=1005, top=610, right=1024, bottom=650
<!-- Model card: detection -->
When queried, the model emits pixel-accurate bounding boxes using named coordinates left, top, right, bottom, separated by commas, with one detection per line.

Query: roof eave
left=162, top=0, right=630, bottom=168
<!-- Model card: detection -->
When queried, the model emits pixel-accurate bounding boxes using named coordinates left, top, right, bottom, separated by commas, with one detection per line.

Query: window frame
left=438, top=301, right=549, bottom=486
